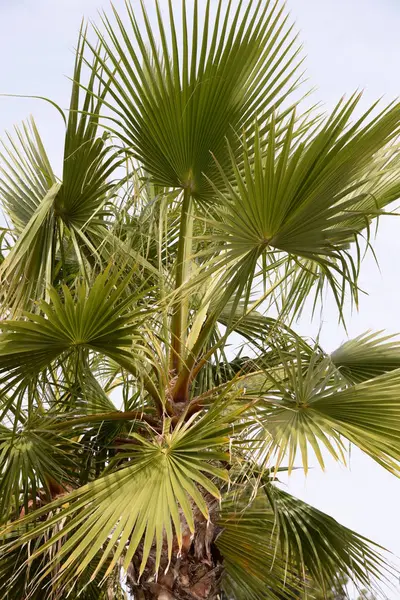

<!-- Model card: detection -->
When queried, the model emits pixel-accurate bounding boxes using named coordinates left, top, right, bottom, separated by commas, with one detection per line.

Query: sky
left=1, top=0, right=400, bottom=597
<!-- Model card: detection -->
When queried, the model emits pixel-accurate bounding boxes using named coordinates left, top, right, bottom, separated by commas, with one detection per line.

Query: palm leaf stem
left=51, top=410, right=160, bottom=431
left=170, top=187, right=193, bottom=378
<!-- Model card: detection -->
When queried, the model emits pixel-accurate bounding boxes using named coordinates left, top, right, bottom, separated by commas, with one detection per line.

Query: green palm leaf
left=255, top=350, right=400, bottom=475
left=0, top=182, right=60, bottom=316
left=217, top=484, right=388, bottom=599
left=217, top=504, right=301, bottom=599
left=0, top=528, right=127, bottom=600
left=55, top=31, right=117, bottom=232
left=0, top=118, right=56, bottom=232
left=90, top=0, right=302, bottom=199
left=0, top=268, right=159, bottom=407
left=331, top=330, right=400, bottom=383
left=0, top=416, right=78, bottom=522
left=1, top=1, right=399, bottom=597
left=0, top=31, right=122, bottom=314
left=218, top=483, right=388, bottom=599
left=265, top=485, right=388, bottom=591
left=0, top=406, right=232, bottom=591
left=206, top=97, right=400, bottom=316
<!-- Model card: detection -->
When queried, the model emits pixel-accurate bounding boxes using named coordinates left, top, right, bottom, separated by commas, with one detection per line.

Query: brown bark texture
left=126, top=499, right=224, bottom=600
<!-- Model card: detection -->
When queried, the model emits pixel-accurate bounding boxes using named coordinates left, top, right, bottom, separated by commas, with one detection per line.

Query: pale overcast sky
left=1, top=0, right=400, bottom=597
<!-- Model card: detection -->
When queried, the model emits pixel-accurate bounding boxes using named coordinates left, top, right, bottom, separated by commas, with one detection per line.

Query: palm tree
left=1, top=1, right=400, bottom=598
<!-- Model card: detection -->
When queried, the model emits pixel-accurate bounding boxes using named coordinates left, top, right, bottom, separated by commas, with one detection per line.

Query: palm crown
left=1, top=1, right=400, bottom=599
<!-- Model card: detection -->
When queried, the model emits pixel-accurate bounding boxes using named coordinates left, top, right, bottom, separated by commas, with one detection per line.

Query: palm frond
left=0, top=416, right=78, bottom=522
left=0, top=268, right=160, bottom=409
left=218, top=484, right=388, bottom=599
left=0, top=406, right=234, bottom=592
left=0, top=182, right=60, bottom=315
left=331, top=330, right=400, bottom=383
left=253, top=348, right=400, bottom=475
left=265, top=484, right=388, bottom=592
left=89, top=0, right=303, bottom=199
left=206, top=98, right=400, bottom=318
left=0, top=30, right=121, bottom=315
left=54, top=29, right=120, bottom=232
left=217, top=505, right=300, bottom=599
left=0, top=1, right=399, bottom=598
left=0, top=117, right=56, bottom=232
left=0, top=528, right=127, bottom=600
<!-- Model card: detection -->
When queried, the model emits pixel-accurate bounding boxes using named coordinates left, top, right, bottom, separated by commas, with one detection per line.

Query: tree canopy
left=0, top=1, right=399, bottom=599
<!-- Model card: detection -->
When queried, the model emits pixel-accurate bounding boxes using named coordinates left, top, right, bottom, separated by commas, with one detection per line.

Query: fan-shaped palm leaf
left=0, top=182, right=60, bottom=316
left=0, top=416, right=79, bottom=522
left=0, top=31, right=122, bottom=314
left=90, top=0, right=303, bottom=199
left=331, top=330, right=400, bottom=383
left=0, top=406, right=234, bottom=592
left=255, top=349, right=400, bottom=475
left=217, top=504, right=301, bottom=599
left=1, top=1, right=399, bottom=598
left=217, top=484, right=387, bottom=599
left=0, top=268, right=160, bottom=411
left=206, top=97, right=400, bottom=317
left=0, top=528, right=127, bottom=600
left=264, top=484, right=388, bottom=591
left=0, top=118, right=56, bottom=233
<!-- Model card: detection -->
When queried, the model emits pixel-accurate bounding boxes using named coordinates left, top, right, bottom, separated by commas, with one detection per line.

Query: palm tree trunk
left=127, top=505, right=223, bottom=600
left=129, top=557, right=222, bottom=600
left=135, top=563, right=222, bottom=599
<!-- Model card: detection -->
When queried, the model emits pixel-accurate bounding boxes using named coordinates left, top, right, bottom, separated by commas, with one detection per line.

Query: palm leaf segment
left=0, top=118, right=56, bottom=233
left=0, top=528, right=127, bottom=600
left=253, top=341, right=400, bottom=476
left=331, top=330, right=400, bottom=383
left=0, top=417, right=78, bottom=521
left=0, top=269, right=157, bottom=403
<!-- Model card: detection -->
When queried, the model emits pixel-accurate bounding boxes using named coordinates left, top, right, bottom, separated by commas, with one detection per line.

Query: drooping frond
left=265, top=484, right=388, bottom=592
left=217, top=484, right=387, bottom=599
left=0, top=528, right=127, bottom=600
